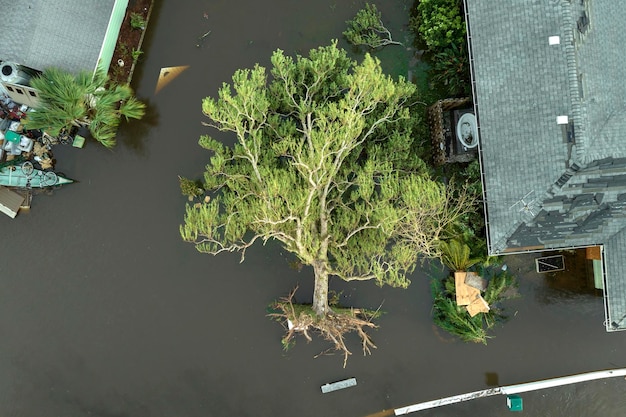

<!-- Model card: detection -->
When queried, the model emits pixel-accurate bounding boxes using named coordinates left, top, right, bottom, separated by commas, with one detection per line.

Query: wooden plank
left=466, top=295, right=490, bottom=317
left=321, top=378, right=357, bottom=393
left=455, top=272, right=481, bottom=306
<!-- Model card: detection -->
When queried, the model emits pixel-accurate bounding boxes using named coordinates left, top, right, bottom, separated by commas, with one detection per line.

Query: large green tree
left=181, top=42, right=472, bottom=360
left=23, top=67, right=146, bottom=148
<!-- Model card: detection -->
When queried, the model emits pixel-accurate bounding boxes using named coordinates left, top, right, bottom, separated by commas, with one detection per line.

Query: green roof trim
left=96, top=0, right=130, bottom=75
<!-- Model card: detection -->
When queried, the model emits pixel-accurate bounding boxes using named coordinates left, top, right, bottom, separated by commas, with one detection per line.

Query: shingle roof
left=465, top=0, right=626, bottom=330
left=1, top=0, right=117, bottom=74
left=466, top=0, right=572, bottom=252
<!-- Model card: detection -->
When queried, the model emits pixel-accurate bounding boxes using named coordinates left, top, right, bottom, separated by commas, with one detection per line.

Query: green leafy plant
left=432, top=286, right=489, bottom=343
left=131, top=48, right=144, bottom=61
left=431, top=267, right=518, bottom=344
left=344, top=3, right=403, bottom=49
left=439, top=239, right=481, bottom=271
left=411, top=0, right=466, bottom=50
left=23, top=68, right=146, bottom=148
left=118, top=43, right=129, bottom=58
left=441, top=162, right=493, bottom=265
left=178, top=176, right=204, bottom=200
left=482, top=268, right=517, bottom=304
left=130, top=12, right=146, bottom=30
left=429, top=43, right=470, bottom=97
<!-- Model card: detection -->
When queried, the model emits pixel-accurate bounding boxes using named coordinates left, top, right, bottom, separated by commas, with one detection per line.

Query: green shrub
left=431, top=268, right=518, bottom=344
left=429, top=43, right=471, bottom=96
left=413, top=0, right=466, bottom=50
left=443, top=162, right=492, bottom=264
left=179, top=176, right=204, bottom=200
left=439, top=239, right=481, bottom=271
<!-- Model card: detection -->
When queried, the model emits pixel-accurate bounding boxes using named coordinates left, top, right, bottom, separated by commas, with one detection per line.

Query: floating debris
left=196, top=30, right=212, bottom=48
left=321, top=378, right=357, bottom=394
left=155, top=66, right=190, bottom=94
left=0, top=186, right=24, bottom=218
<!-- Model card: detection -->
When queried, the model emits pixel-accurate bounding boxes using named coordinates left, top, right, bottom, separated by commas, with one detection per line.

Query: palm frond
left=27, top=67, right=145, bottom=148
left=118, top=96, right=146, bottom=121
left=90, top=122, right=117, bottom=148
left=439, top=239, right=481, bottom=271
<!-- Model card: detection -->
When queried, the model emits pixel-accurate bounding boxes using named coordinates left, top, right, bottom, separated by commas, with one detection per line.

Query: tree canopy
left=23, top=67, right=146, bottom=148
left=181, top=41, right=473, bottom=321
left=344, top=3, right=403, bottom=49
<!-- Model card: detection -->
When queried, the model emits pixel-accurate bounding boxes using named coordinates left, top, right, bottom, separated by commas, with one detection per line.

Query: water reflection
left=485, top=372, right=499, bottom=387
left=118, top=98, right=160, bottom=155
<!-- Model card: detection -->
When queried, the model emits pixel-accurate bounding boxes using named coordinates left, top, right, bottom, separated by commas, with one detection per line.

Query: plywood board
left=466, top=295, right=490, bottom=317
left=155, top=65, right=189, bottom=94
left=455, top=272, right=481, bottom=306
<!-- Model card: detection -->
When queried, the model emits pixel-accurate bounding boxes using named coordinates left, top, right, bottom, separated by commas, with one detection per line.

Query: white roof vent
left=557, top=115, right=569, bottom=125
left=549, top=36, right=561, bottom=45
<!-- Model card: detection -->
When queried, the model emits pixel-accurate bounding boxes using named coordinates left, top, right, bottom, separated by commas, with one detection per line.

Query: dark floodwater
left=2, top=1, right=626, bottom=416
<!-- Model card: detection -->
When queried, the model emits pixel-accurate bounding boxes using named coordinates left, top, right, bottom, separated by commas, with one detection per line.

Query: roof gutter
left=95, top=0, right=130, bottom=75
left=462, top=0, right=494, bottom=255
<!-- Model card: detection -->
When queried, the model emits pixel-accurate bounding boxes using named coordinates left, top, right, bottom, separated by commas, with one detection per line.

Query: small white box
left=557, top=115, right=569, bottom=125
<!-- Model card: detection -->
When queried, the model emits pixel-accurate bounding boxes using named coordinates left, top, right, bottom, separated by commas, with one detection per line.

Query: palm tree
left=23, top=67, right=146, bottom=148
left=438, top=238, right=481, bottom=271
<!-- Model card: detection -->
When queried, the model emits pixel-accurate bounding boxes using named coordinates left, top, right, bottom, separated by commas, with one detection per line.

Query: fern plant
left=439, top=239, right=481, bottom=271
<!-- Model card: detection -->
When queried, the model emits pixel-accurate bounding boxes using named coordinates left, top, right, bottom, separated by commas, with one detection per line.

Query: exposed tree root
left=268, top=287, right=381, bottom=368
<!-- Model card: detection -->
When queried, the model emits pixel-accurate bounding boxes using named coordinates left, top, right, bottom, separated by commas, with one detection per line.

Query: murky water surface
left=1, top=1, right=625, bottom=416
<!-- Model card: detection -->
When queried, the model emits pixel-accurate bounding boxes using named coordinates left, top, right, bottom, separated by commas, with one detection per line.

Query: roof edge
left=96, top=0, right=130, bottom=75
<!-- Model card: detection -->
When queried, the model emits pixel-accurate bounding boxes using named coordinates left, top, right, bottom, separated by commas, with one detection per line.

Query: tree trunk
left=312, top=260, right=330, bottom=316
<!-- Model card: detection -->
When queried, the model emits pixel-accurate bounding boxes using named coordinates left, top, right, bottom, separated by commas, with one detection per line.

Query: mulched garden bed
left=109, top=0, right=155, bottom=85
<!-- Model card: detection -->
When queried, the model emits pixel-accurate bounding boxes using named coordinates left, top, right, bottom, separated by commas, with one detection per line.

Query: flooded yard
left=0, top=1, right=625, bottom=416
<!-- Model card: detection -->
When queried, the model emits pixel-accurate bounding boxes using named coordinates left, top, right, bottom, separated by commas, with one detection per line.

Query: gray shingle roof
left=466, top=0, right=572, bottom=252
left=466, top=0, right=626, bottom=330
left=1, top=0, right=116, bottom=74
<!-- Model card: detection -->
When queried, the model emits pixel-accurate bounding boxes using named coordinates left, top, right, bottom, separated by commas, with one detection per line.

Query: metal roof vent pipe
left=0, top=62, right=31, bottom=85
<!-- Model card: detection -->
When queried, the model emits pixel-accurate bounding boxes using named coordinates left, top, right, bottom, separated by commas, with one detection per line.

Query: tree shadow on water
left=118, top=98, right=159, bottom=156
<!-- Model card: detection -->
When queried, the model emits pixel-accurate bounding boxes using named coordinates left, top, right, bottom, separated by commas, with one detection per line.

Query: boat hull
left=0, top=165, right=74, bottom=188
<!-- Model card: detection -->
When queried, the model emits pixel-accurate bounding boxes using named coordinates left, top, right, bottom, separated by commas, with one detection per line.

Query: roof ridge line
left=559, top=0, right=586, bottom=163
